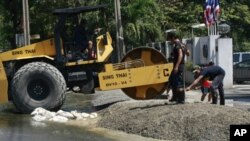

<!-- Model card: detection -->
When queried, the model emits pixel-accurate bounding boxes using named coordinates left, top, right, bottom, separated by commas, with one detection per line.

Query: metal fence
left=145, top=41, right=173, bottom=60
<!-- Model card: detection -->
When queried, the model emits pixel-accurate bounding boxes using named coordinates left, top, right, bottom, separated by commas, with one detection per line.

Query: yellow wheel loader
left=0, top=5, right=172, bottom=113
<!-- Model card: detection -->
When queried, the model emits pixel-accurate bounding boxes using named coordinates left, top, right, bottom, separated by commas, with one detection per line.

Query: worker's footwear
left=176, top=92, right=185, bottom=104
left=169, top=94, right=177, bottom=102
left=169, top=89, right=177, bottom=102
left=211, top=89, right=218, bottom=104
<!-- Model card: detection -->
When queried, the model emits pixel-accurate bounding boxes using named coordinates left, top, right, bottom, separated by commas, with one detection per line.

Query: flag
left=204, top=0, right=213, bottom=27
left=214, top=0, right=220, bottom=21
left=203, top=0, right=220, bottom=27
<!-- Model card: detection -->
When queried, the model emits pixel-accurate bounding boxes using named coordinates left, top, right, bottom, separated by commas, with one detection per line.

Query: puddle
left=0, top=92, right=163, bottom=141
left=0, top=92, right=115, bottom=141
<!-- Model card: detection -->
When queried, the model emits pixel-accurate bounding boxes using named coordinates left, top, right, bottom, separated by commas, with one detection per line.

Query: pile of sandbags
left=31, top=107, right=98, bottom=122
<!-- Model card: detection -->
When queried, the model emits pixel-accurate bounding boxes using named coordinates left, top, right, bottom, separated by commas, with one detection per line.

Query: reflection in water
left=0, top=113, right=114, bottom=141
left=0, top=93, right=115, bottom=141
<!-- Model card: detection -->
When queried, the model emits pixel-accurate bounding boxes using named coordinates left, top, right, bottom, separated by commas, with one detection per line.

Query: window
left=233, top=54, right=239, bottom=62
left=242, top=54, right=250, bottom=61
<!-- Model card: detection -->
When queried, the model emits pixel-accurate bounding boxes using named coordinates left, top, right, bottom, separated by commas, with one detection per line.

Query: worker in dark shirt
left=74, top=20, right=88, bottom=53
left=186, top=65, right=226, bottom=105
left=166, top=32, right=187, bottom=104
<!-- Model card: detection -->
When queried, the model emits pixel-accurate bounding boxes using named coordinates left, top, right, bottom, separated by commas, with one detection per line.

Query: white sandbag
left=32, top=115, right=47, bottom=122
left=56, top=110, right=75, bottom=119
left=81, top=112, right=90, bottom=118
left=31, top=107, right=56, bottom=119
left=89, top=112, right=98, bottom=118
left=49, top=115, right=68, bottom=122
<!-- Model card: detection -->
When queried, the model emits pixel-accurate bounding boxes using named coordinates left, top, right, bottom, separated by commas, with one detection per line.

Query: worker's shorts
left=212, top=74, right=225, bottom=89
left=169, top=70, right=184, bottom=89
left=201, top=87, right=210, bottom=94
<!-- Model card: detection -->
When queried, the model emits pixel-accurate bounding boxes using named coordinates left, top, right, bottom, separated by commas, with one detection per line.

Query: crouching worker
left=193, top=67, right=212, bottom=103
left=186, top=65, right=225, bottom=105
left=199, top=78, right=212, bottom=102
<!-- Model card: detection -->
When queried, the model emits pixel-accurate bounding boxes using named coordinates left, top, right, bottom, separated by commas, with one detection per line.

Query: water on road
left=0, top=92, right=115, bottom=141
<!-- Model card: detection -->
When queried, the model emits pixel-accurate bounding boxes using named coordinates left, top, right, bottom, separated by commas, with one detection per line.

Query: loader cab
left=53, top=4, right=109, bottom=64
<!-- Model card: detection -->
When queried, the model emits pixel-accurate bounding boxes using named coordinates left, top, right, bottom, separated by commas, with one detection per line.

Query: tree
left=0, top=0, right=89, bottom=50
left=0, top=0, right=22, bottom=49
left=220, top=0, right=250, bottom=51
left=1, top=0, right=250, bottom=52
left=97, top=0, right=164, bottom=49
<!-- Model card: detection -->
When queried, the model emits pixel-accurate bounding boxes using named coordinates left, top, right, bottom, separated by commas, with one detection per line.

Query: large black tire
left=11, top=62, right=67, bottom=114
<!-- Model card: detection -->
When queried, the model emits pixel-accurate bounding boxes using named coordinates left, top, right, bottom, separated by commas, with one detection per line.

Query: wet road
left=1, top=85, right=250, bottom=141
left=0, top=112, right=115, bottom=141
left=0, top=93, right=115, bottom=141
left=224, top=85, right=250, bottom=110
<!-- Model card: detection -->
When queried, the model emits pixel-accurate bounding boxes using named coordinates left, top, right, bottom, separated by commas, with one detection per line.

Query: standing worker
left=74, top=19, right=89, bottom=52
left=186, top=65, right=225, bottom=105
left=166, top=31, right=187, bottom=104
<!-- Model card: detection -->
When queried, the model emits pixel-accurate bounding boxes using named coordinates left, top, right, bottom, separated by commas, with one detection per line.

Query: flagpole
left=213, top=24, right=215, bottom=35
left=207, top=27, right=209, bottom=36
left=211, top=25, right=213, bottom=35
left=214, top=24, right=216, bottom=35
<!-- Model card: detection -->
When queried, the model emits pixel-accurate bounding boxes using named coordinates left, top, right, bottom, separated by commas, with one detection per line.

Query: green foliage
left=185, top=61, right=194, bottom=71
left=0, top=0, right=250, bottom=52
left=121, top=0, right=163, bottom=47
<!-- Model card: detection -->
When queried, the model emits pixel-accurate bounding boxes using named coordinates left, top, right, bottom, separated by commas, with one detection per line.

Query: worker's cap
left=192, top=65, right=201, bottom=73
left=208, top=61, right=214, bottom=66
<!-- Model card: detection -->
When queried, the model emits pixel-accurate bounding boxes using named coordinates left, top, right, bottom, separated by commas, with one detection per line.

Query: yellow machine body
left=98, top=47, right=173, bottom=100
left=0, top=32, right=113, bottom=103
left=99, top=63, right=173, bottom=90
left=0, top=32, right=112, bottom=64
left=0, top=39, right=56, bottom=62
left=66, top=32, right=113, bottom=66
left=0, top=39, right=56, bottom=103
left=0, top=58, right=8, bottom=103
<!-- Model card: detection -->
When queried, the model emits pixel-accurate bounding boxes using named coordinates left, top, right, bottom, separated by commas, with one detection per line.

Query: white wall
left=199, top=36, right=210, bottom=64
left=186, top=36, right=233, bottom=88
left=217, top=38, right=233, bottom=88
left=208, top=35, right=220, bottom=64
left=192, top=37, right=201, bottom=65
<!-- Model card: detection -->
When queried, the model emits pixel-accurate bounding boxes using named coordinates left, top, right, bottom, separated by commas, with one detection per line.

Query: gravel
left=92, top=90, right=132, bottom=107
left=97, top=100, right=250, bottom=141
